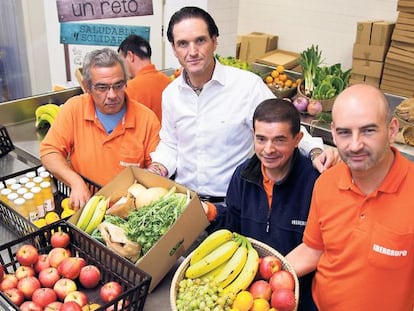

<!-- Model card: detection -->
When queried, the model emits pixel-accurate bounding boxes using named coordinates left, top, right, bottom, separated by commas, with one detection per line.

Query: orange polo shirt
left=40, top=93, right=160, bottom=186
left=125, top=64, right=171, bottom=121
left=304, top=147, right=414, bottom=310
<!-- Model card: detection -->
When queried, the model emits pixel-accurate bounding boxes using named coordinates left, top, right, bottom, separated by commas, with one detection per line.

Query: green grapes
left=175, top=277, right=233, bottom=311
left=215, top=55, right=252, bottom=72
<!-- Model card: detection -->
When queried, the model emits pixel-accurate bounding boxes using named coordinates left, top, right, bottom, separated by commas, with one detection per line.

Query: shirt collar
left=337, top=146, right=408, bottom=194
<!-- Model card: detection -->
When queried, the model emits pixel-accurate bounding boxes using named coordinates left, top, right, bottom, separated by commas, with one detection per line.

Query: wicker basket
left=394, top=111, right=414, bottom=129
left=297, top=81, right=335, bottom=112
left=170, top=237, right=299, bottom=311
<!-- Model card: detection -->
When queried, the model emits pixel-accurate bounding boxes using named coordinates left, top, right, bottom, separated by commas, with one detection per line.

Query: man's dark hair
left=253, top=98, right=301, bottom=135
left=118, top=34, right=151, bottom=59
left=167, top=6, right=219, bottom=43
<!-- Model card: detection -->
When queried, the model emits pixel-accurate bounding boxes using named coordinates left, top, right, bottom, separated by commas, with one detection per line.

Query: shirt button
left=360, top=214, right=365, bottom=219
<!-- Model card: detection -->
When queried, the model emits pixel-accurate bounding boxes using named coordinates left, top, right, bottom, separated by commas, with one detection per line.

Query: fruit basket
left=0, top=125, right=14, bottom=158
left=169, top=237, right=299, bottom=311
left=0, top=165, right=101, bottom=237
left=0, top=220, right=151, bottom=310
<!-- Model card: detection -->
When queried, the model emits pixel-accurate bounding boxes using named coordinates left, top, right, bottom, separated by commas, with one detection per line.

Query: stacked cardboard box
left=238, top=32, right=278, bottom=64
left=350, top=20, right=395, bottom=88
left=381, top=3, right=414, bottom=97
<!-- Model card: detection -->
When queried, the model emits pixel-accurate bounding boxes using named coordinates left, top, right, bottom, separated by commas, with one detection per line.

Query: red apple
left=79, top=265, right=101, bottom=289
left=259, top=255, right=282, bottom=280
left=58, top=257, right=86, bottom=279
left=59, top=301, right=83, bottom=311
left=99, top=281, right=122, bottom=303
left=17, top=276, right=41, bottom=299
left=34, top=254, right=50, bottom=273
left=64, top=290, right=88, bottom=307
left=48, top=247, right=71, bottom=268
left=53, top=278, right=77, bottom=300
left=16, top=244, right=39, bottom=266
left=39, top=267, right=60, bottom=288
left=44, top=301, right=63, bottom=311
left=269, top=270, right=295, bottom=292
left=15, top=265, right=36, bottom=280
left=50, top=231, right=70, bottom=249
left=270, top=288, right=296, bottom=311
left=0, top=274, right=18, bottom=290
left=20, top=300, right=43, bottom=311
left=249, top=279, right=272, bottom=300
left=32, top=287, right=58, bottom=307
left=3, top=288, right=25, bottom=306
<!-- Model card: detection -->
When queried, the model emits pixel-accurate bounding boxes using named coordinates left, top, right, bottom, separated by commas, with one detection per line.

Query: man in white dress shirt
left=148, top=6, right=332, bottom=202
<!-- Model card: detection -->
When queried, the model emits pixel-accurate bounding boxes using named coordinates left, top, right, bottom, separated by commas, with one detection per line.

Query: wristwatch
left=309, top=148, right=323, bottom=161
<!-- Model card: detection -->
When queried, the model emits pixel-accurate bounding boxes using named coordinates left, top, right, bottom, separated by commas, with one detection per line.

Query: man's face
left=170, top=17, right=217, bottom=77
left=254, top=120, right=302, bottom=174
left=87, top=63, right=126, bottom=115
left=331, top=98, right=398, bottom=173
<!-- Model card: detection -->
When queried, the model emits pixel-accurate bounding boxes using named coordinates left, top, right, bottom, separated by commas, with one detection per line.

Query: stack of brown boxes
left=381, top=1, right=414, bottom=97
left=238, top=32, right=278, bottom=64
left=350, top=20, right=395, bottom=88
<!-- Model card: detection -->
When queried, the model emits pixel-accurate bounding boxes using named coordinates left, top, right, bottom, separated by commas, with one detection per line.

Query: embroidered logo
left=372, top=244, right=408, bottom=257
left=291, top=220, right=306, bottom=226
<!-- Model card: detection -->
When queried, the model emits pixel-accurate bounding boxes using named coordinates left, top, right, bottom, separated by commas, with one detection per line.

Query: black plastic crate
left=0, top=220, right=151, bottom=310
left=0, top=165, right=101, bottom=237
left=0, top=125, right=14, bottom=157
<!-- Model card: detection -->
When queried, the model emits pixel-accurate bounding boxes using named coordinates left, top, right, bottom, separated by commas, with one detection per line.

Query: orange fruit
left=284, top=79, right=293, bottom=88
left=279, top=74, right=288, bottom=82
left=271, top=70, right=279, bottom=78
left=265, top=76, right=273, bottom=84
left=251, top=298, right=270, bottom=311
left=232, top=291, right=254, bottom=311
left=276, top=65, right=285, bottom=73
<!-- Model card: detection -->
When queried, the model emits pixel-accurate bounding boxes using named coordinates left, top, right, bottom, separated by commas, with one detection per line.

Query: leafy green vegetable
left=298, top=45, right=323, bottom=97
left=121, top=187, right=189, bottom=255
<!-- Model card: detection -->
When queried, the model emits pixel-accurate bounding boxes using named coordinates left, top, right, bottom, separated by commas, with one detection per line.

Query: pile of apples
left=0, top=231, right=124, bottom=311
left=247, top=255, right=296, bottom=311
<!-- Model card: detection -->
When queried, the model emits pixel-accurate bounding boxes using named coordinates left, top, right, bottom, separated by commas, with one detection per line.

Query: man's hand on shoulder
left=312, top=147, right=341, bottom=173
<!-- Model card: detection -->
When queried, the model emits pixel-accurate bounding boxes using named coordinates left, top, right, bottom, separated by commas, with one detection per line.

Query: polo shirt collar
left=337, top=147, right=408, bottom=194
left=85, top=93, right=133, bottom=128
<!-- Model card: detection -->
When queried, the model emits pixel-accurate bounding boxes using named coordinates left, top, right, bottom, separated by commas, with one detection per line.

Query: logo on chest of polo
left=291, top=219, right=306, bottom=226
left=372, top=244, right=408, bottom=257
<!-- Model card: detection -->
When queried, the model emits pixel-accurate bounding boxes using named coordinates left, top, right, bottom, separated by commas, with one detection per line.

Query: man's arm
left=41, top=152, right=91, bottom=210
left=285, top=243, right=323, bottom=277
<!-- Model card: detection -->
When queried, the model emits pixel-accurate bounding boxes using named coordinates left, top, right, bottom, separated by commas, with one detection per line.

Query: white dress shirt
left=151, top=61, right=323, bottom=196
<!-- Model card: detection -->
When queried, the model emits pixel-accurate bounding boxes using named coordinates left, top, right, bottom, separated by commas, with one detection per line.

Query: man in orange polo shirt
left=286, top=84, right=414, bottom=310
left=40, top=48, right=160, bottom=210
left=118, top=34, right=170, bottom=121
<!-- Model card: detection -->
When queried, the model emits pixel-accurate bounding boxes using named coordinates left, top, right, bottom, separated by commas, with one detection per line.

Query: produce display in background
left=393, top=98, right=414, bottom=147
left=295, top=45, right=351, bottom=115
left=75, top=182, right=190, bottom=262
left=263, top=65, right=301, bottom=99
left=35, top=104, right=61, bottom=129
left=216, top=54, right=252, bottom=71
left=172, top=229, right=298, bottom=311
left=0, top=233, right=126, bottom=310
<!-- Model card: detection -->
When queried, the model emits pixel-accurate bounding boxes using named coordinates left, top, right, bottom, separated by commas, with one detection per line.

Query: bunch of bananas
left=185, top=229, right=259, bottom=298
left=35, top=103, right=61, bottom=128
left=75, top=195, right=108, bottom=234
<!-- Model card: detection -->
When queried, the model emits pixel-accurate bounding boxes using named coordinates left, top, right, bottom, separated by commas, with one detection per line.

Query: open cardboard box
left=70, top=167, right=210, bottom=292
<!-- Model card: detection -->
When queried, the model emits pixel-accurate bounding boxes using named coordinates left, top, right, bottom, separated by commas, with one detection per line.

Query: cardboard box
left=398, top=0, right=414, bottom=13
left=356, top=21, right=375, bottom=44
left=255, top=49, right=300, bottom=69
left=350, top=73, right=365, bottom=81
left=70, top=167, right=209, bottom=292
left=370, top=22, right=395, bottom=46
left=364, top=76, right=381, bottom=87
left=239, top=32, right=278, bottom=64
left=396, top=11, right=414, bottom=26
left=352, top=59, right=384, bottom=78
left=353, top=43, right=389, bottom=61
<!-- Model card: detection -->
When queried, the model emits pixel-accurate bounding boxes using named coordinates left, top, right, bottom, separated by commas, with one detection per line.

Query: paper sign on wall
left=60, top=22, right=150, bottom=46
left=57, top=0, right=153, bottom=22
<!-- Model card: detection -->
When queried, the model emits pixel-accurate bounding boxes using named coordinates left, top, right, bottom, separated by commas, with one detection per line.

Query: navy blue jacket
left=213, top=149, right=319, bottom=311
